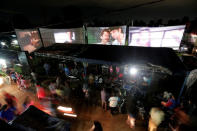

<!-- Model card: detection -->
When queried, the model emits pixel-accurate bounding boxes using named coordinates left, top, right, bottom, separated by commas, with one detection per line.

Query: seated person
left=161, top=93, right=176, bottom=110
left=0, top=104, right=17, bottom=122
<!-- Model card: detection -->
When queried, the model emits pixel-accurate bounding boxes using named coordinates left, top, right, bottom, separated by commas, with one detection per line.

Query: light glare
left=130, top=68, right=138, bottom=75
left=57, top=106, right=72, bottom=112
left=63, top=113, right=77, bottom=117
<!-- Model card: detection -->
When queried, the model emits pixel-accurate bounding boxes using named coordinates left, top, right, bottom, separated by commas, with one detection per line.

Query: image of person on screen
left=19, top=31, right=41, bottom=53
left=97, top=29, right=110, bottom=45
left=65, top=32, right=73, bottom=43
left=110, top=27, right=125, bottom=45
left=130, top=29, right=151, bottom=47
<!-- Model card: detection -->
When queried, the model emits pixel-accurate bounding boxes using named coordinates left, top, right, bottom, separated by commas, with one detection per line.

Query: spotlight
left=130, top=67, right=138, bottom=75
left=1, top=42, right=6, bottom=46
left=57, top=106, right=72, bottom=112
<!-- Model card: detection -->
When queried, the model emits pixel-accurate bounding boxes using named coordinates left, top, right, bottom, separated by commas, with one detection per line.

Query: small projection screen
left=16, top=29, right=43, bottom=53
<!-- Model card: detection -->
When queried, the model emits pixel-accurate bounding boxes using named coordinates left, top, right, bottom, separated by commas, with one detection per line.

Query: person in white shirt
left=108, top=92, right=120, bottom=115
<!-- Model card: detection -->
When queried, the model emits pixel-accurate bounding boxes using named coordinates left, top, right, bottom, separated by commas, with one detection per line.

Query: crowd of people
left=0, top=61, right=196, bottom=131
left=40, top=62, right=197, bottom=130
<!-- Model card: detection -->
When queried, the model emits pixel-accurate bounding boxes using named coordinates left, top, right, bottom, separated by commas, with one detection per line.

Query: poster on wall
left=128, top=25, right=185, bottom=50
left=39, top=28, right=85, bottom=47
left=15, top=29, right=42, bottom=53
left=87, top=26, right=126, bottom=46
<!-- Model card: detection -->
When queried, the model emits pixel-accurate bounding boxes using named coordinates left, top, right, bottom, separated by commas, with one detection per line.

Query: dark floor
left=0, top=83, right=169, bottom=131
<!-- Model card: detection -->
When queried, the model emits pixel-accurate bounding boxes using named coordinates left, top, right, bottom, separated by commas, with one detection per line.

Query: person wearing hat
left=161, top=93, right=176, bottom=110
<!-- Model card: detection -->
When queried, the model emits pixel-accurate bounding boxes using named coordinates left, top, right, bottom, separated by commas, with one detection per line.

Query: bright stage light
left=63, top=113, right=77, bottom=117
left=57, top=106, right=72, bottom=112
left=130, top=67, right=138, bottom=75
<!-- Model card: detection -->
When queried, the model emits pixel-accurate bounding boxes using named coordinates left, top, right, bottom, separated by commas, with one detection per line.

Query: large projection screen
left=87, top=26, right=126, bottom=46
left=15, top=29, right=43, bottom=53
left=39, top=28, right=85, bottom=47
left=129, top=25, right=185, bottom=50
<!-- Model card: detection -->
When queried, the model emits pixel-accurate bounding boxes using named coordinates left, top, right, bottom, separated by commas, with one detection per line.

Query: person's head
left=90, top=121, right=103, bottom=131
left=0, top=104, right=8, bottom=111
left=30, top=31, right=41, bottom=47
left=31, top=69, right=35, bottom=72
left=111, top=92, right=115, bottom=97
left=100, top=29, right=110, bottom=44
left=36, top=84, right=41, bottom=88
left=51, top=80, right=56, bottom=84
left=168, top=93, right=175, bottom=100
left=137, top=29, right=151, bottom=47
left=110, top=27, right=123, bottom=40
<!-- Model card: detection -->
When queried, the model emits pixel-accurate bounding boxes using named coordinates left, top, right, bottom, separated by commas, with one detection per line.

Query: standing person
left=90, top=121, right=103, bottom=131
left=20, top=77, right=26, bottom=90
left=4, top=92, right=17, bottom=108
left=48, top=81, right=57, bottom=98
left=148, top=107, right=165, bottom=131
left=110, top=27, right=125, bottom=45
left=56, top=76, right=60, bottom=88
left=97, top=29, right=111, bottom=45
left=126, top=94, right=137, bottom=129
left=88, top=74, right=94, bottom=85
left=83, top=82, right=90, bottom=106
left=161, top=93, right=176, bottom=110
left=62, top=81, right=71, bottom=103
left=10, top=72, right=16, bottom=83
left=0, top=104, right=17, bottom=123
left=31, top=70, right=37, bottom=84
left=101, top=87, right=107, bottom=111
left=0, top=105, right=7, bottom=120
left=126, top=113, right=136, bottom=129
left=16, top=73, right=21, bottom=89
left=64, top=65, right=70, bottom=76
left=43, top=62, right=50, bottom=76
left=108, top=92, right=120, bottom=115
left=36, top=84, right=46, bottom=100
